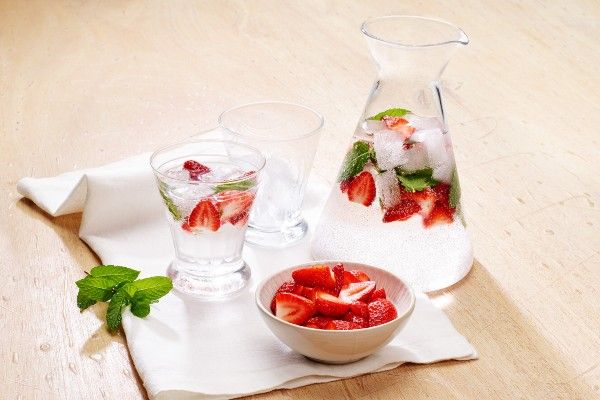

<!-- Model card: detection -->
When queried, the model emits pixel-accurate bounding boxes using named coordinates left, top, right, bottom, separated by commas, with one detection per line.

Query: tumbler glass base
left=245, top=219, right=308, bottom=248
left=167, top=260, right=251, bottom=300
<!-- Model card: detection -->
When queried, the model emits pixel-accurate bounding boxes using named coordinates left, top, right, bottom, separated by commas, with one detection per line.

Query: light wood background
left=2, top=0, right=599, bottom=399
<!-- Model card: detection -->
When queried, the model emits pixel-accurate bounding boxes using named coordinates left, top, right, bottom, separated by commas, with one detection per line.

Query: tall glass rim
left=150, top=139, right=266, bottom=184
left=218, top=101, right=324, bottom=143
left=361, top=15, right=469, bottom=48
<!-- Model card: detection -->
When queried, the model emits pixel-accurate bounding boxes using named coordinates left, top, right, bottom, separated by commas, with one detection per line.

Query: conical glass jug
left=312, top=16, right=473, bottom=292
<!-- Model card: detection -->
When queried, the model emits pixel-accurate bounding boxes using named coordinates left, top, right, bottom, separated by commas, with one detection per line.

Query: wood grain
left=1, top=0, right=599, bottom=399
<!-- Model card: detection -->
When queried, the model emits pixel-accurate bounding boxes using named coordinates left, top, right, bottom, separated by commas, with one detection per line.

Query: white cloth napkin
left=17, top=152, right=477, bottom=400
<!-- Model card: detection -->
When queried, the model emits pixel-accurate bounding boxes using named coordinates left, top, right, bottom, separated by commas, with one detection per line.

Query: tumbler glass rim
left=218, top=101, right=324, bottom=143
left=361, top=15, right=469, bottom=48
left=150, top=139, right=266, bottom=184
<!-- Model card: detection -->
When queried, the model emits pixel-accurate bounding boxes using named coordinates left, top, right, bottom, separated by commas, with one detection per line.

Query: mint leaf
left=338, top=141, right=374, bottom=182
left=367, top=108, right=411, bottom=121
left=130, top=301, right=151, bottom=318
left=77, top=292, right=97, bottom=311
left=395, top=168, right=438, bottom=192
left=89, top=265, right=140, bottom=284
left=159, top=183, right=182, bottom=221
left=214, top=177, right=256, bottom=193
left=75, top=276, right=117, bottom=303
left=106, top=287, right=131, bottom=332
left=131, top=277, right=173, bottom=302
left=449, top=169, right=461, bottom=208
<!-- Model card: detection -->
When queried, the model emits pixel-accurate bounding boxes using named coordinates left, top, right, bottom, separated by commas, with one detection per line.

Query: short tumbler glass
left=219, top=101, right=324, bottom=248
left=151, top=139, right=265, bottom=299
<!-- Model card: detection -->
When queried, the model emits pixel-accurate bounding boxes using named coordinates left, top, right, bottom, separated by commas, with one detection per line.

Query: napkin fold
left=17, top=151, right=477, bottom=400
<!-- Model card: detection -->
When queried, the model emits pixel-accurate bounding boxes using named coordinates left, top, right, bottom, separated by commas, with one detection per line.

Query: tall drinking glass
left=150, top=139, right=266, bottom=298
left=219, top=101, right=324, bottom=247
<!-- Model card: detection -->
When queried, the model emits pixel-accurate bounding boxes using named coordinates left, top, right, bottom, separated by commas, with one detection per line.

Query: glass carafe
left=312, top=16, right=473, bottom=292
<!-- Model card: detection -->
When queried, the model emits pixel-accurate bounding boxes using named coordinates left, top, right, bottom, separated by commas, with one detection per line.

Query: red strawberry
left=270, top=281, right=305, bottom=313
left=339, top=281, right=376, bottom=303
left=301, top=286, right=317, bottom=301
left=383, top=198, right=421, bottom=223
left=370, top=288, right=387, bottom=301
left=315, top=291, right=350, bottom=317
left=368, top=299, right=398, bottom=327
left=304, top=316, right=333, bottom=329
left=342, top=270, right=371, bottom=286
left=332, top=263, right=345, bottom=295
left=274, top=293, right=315, bottom=325
left=382, top=116, right=415, bottom=140
left=349, top=301, right=369, bottom=318
left=423, top=202, right=454, bottom=227
left=181, top=217, right=192, bottom=232
left=339, top=179, right=352, bottom=193
left=187, top=199, right=220, bottom=232
left=183, top=160, right=211, bottom=180
left=216, top=190, right=255, bottom=226
left=382, top=116, right=408, bottom=128
left=342, top=312, right=368, bottom=328
left=292, top=265, right=336, bottom=289
left=347, top=171, right=376, bottom=207
left=325, top=320, right=361, bottom=330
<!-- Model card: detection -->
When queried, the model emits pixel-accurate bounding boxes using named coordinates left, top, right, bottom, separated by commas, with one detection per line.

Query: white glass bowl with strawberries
left=256, top=261, right=415, bottom=364
left=151, top=140, right=265, bottom=299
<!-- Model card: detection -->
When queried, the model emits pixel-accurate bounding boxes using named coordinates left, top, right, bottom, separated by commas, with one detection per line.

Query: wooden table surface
left=2, top=0, right=600, bottom=399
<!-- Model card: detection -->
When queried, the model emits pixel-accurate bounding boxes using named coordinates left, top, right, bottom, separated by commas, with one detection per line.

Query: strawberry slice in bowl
left=255, top=261, right=416, bottom=364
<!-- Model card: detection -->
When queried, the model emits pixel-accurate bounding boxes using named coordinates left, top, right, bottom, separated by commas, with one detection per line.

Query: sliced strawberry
left=347, top=171, right=376, bottom=207
left=370, top=288, right=387, bottom=301
left=383, top=198, right=421, bottom=223
left=342, top=312, right=368, bottom=328
left=349, top=301, right=369, bottom=318
left=315, top=291, right=350, bottom=317
left=181, top=216, right=192, bottom=232
left=270, top=281, right=305, bottom=313
left=292, top=265, right=336, bottom=289
left=423, top=202, right=454, bottom=227
left=325, top=320, right=361, bottom=330
left=339, top=179, right=352, bottom=193
left=332, top=263, right=345, bottom=295
left=382, top=116, right=415, bottom=140
left=382, top=115, right=408, bottom=129
left=304, top=316, right=333, bottom=329
left=301, top=286, right=317, bottom=301
left=274, top=293, right=315, bottom=325
left=187, top=199, right=220, bottom=232
left=339, top=281, right=376, bottom=303
left=342, top=270, right=371, bottom=286
left=216, top=190, right=255, bottom=226
left=183, top=160, right=211, bottom=180
left=368, top=299, right=398, bottom=327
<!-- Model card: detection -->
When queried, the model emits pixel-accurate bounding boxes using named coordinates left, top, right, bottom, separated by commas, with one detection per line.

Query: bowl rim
left=255, top=260, right=416, bottom=333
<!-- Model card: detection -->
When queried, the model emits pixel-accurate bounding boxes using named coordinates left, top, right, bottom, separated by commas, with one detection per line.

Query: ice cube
left=421, top=129, right=454, bottom=183
left=402, top=143, right=429, bottom=172
left=406, top=114, right=444, bottom=131
left=376, top=170, right=401, bottom=209
left=362, top=119, right=386, bottom=134
left=373, top=130, right=409, bottom=171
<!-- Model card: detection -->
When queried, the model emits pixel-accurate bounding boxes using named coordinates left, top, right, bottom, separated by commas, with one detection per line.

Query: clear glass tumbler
left=219, top=101, right=324, bottom=248
left=150, top=139, right=265, bottom=298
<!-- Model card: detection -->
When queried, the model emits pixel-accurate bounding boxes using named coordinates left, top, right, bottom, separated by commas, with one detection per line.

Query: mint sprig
left=395, top=167, right=438, bottom=192
left=214, top=177, right=256, bottom=193
left=449, top=169, right=461, bottom=208
left=367, top=108, right=411, bottom=121
left=338, top=141, right=375, bottom=182
left=76, top=265, right=173, bottom=332
left=158, top=183, right=182, bottom=221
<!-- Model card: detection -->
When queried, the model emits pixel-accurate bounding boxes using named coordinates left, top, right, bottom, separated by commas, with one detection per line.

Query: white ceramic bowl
left=255, top=260, right=416, bottom=364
